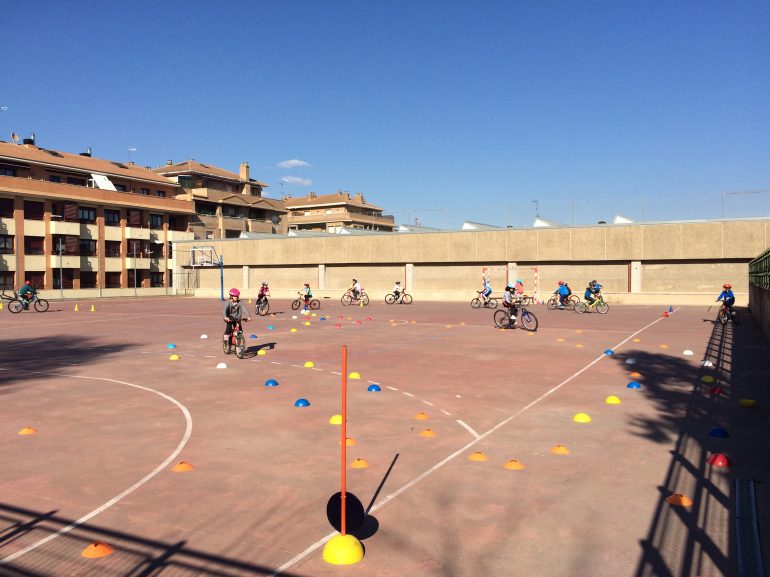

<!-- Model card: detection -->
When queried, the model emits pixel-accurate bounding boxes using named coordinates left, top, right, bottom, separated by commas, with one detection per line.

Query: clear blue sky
left=2, top=1, right=768, bottom=228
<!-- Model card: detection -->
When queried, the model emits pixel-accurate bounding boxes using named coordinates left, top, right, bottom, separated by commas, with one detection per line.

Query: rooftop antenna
left=128, top=147, right=137, bottom=163
left=11, top=132, right=19, bottom=143
left=532, top=200, right=540, bottom=218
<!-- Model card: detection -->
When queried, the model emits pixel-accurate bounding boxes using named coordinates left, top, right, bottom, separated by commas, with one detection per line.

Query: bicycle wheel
left=33, top=299, right=49, bottom=312
left=257, top=301, right=269, bottom=316
left=291, top=299, right=301, bottom=310
left=402, top=293, right=413, bottom=304
left=575, top=302, right=587, bottom=314
left=521, top=295, right=534, bottom=306
left=568, top=295, right=580, bottom=306
left=223, top=338, right=231, bottom=354
left=718, top=309, right=728, bottom=325
left=596, top=301, right=609, bottom=314
left=235, top=332, right=246, bottom=359
left=546, top=297, right=558, bottom=310
left=487, top=298, right=498, bottom=309
left=8, top=299, right=23, bottom=314
left=731, top=310, right=740, bottom=325
left=385, top=294, right=396, bottom=304
left=493, top=310, right=509, bottom=328
left=310, top=299, right=320, bottom=310
left=341, top=294, right=352, bottom=306
left=520, top=309, right=538, bottom=331
left=471, top=298, right=481, bottom=309
left=566, top=297, right=577, bottom=311
left=361, top=294, right=370, bottom=306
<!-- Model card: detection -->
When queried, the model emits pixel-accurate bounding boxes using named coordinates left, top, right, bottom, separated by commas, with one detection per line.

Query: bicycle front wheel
left=520, top=309, right=538, bottom=331
left=546, top=298, right=558, bottom=310
left=291, top=299, right=301, bottom=310
left=596, top=302, right=609, bottom=314
left=575, top=302, right=587, bottom=314
left=718, top=309, right=728, bottom=325
left=341, top=294, right=352, bottom=306
left=361, top=294, right=370, bottom=306
left=8, top=300, right=24, bottom=314
left=33, top=299, right=49, bottom=312
left=471, top=298, right=481, bottom=309
left=385, top=294, right=396, bottom=304
left=235, top=333, right=246, bottom=359
left=257, top=301, right=269, bottom=316
left=402, top=293, right=413, bottom=304
left=493, top=310, right=509, bottom=328
left=487, top=298, right=498, bottom=309
left=310, top=299, right=321, bottom=310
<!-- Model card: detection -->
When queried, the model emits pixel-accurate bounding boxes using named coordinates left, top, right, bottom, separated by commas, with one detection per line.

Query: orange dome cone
left=18, top=426, right=38, bottom=435
left=419, top=428, right=437, bottom=437
left=81, top=542, right=114, bottom=558
left=468, top=451, right=488, bottom=461
left=550, top=444, right=570, bottom=455
left=171, top=461, right=194, bottom=472
left=350, top=458, right=369, bottom=469
left=414, top=412, right=429, bottom=420
left=665, top=493, right=693, bottom=506
left=503, top=459, right=525, bottom=470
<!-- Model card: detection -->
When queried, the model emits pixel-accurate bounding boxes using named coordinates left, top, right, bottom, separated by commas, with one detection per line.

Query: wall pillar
left=507, top=262, right=517, bottom=285
left=318, top=264, right=326, bottom=290
left=243, top=265, right=250, bottom=290
left=405, top=263, right=414, bottom=290
left=630, top=261, right=642, bottom=293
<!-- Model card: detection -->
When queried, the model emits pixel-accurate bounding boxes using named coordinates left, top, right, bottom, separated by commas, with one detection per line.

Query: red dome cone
left=707, top=453, right=730, bottom=468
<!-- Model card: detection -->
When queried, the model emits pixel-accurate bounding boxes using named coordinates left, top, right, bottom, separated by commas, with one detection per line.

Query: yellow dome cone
left=169, top=354, right=180, bottom=361
left=323, top=533, right=364, bottom=565
left=348, top=372, right=360, bottom=379
left=171, top=461, right=194, bottom=472
left=573, top=412, right=592, bottom=423
left=329, top=414, right=342, bottom=425
left=257, top=349, right=266, bottom=356
left=350, top=458, right=369, bottom=468
left=18, top=426, right=38, bottom=435
left=74, top=304, right=79, bottom=312
left=81, top=542, right=114, bottom=558
left=304, top=361, right=315, bottom=368
left=503, top=459, right=525, bottom=470
left=468, top=451, right=488, bottom=461
left=0, top=302, right=3, bottom=309
left=419, top=428, right=437, bottom=437
left=550, top=444, right=570, bottom=455
left=605, top=395, right=621, bottom=405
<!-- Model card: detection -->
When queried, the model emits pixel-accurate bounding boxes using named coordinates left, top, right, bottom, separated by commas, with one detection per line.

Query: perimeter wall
left=176, top=218, right=770, bottom=305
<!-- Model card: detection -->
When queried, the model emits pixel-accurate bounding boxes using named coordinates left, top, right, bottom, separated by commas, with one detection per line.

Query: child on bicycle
left=18, top=280, right=36, bottom=310
left=716, top=283, right=735, bottom=313
left=256, top=281, right=270, bottom=306
left=223, top=288, right=251, bottom=344
left=554, top=281, right=570, bottom=308
left=350, top=279, right=361, bottom=300
left=480, top=277, right=492, bottom=305
left=502, top=283, right=519, bottom=327
left=299, top=283, right=313, bottom=307
left=392, top=281, right=403, bottom=301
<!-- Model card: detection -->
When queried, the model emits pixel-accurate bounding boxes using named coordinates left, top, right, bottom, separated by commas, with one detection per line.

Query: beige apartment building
left=153, top=160, right=287, bottom=239
left=284, top=191, right=395, bottom=233
left=0, top=138, right=194, bottom=295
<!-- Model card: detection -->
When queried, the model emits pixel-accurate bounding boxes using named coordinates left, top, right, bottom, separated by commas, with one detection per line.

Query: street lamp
left=152, top=240, right=167, bottom=296
left=50, top=215, right=63, bottom=301
left=131, top=241, right=139, bottom=298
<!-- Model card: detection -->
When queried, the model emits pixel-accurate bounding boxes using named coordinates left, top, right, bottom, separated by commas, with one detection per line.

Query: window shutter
left=65, top=236, right=78, bottom=255
left=129, top=210, right=141, bottom=226
left=64, top=203, right=78, bottom=221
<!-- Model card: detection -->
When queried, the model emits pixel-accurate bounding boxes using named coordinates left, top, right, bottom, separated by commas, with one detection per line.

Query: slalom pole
left=341, top=344, right=348, bottom=536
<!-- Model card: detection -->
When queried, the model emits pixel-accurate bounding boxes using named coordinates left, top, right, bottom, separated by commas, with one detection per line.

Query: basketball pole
left=341, top=345, right=348, bottom=536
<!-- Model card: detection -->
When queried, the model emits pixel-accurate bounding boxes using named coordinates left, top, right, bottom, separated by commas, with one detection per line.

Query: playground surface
left=0, top=297, right=768, bottom=577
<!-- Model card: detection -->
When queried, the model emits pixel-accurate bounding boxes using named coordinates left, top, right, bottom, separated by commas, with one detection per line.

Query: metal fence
left=748, top=248, right=770, bottom=290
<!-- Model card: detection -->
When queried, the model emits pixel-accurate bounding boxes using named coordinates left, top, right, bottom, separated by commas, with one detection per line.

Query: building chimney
left=166, top=160, right=173, bottom=166
left=239, top=162, right=250, bottom=181
left=354, top=193, right=364, bottom=203
left=23, top=132, right=36, bottom=147
left=309, top=191, right=317, bottom=199
left=80, top=147, right=92, bottom=157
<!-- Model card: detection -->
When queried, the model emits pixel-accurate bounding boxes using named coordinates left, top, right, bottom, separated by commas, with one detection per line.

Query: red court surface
left=1, top=297, right=768, bottom=577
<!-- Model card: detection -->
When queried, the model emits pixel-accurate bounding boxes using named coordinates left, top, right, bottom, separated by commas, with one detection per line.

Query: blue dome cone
left=709, top=426, right=729, bottom=438
left=250, top=334, right=257, bottom=338
left=264, top=379, right=279, bottom=387
left=604, top=349, right=615, bottom=355
left=367, top=384, right=381, bottom=392
left=627, top=381, right=641, bottom=389
left=167, top=343, right=177, bottom=349
left=295, top=398, right=310, bottom=407
left=267, top=325, right=275, bottom=330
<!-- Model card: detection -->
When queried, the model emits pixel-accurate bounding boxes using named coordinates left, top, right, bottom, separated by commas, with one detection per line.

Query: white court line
left=329, top=371, right=341, bottom=376
left=402, top=392, right=415, bottom=398
left=266, top=310, right=674, bottom=577
left=386, top=386, right=399, bottom=391
left=441, top=409, right=452, bottom=416
left=0, top=369, right=193, bottom=566
left=456, top=419, right=480, bottom=439
left=422, top=400, right=434, bottom=406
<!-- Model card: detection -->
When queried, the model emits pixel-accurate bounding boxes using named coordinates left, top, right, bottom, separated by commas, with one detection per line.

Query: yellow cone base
left=81, top=542, right=114, bottom=558
left=323, top=533, right=364, bottom=565
left=257, top=350, right=267, bottom=356
left=304, top=361, right=315, bottom=367
left=348, top=372, right=361, bottom=379
left=171, top=461, right=194, bottom=472
left=414, top=412, right=429, bottom=420
left=419, top=428, right=437, bottom=437
left=350, top=458, right=369, bottom=468
left=573, top=412, right=592, bottom=423
left=18, top=426, right=38, bottom=435
left=503, top=459, right=525, bottom=470
left=169, top=354, right=180, bottom=361
left=329, top=414, right=343, bottom=425
left=468, top=451, right=488, bottom=461
left=739, top=399, right=757, bottom=408
left=605, top=395, right=621, bottom=405
left=666, top=493, right=693, bottom=506
left=550, top=444, right=570, bottom=455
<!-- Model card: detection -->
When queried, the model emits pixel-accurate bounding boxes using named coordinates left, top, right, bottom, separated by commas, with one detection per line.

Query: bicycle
left=494, top=300, right=538, bottom=331
left=255, top=296, right=270, bottom=316
left=223, top=318, right=248, bottom=359
left=574, top=293, right=609, bottom=314
left=385, top=291, right=413, bottom=304
left=471, top=291, right=498, bottom=309
left=341, top=290, right=369, bottom=306
left=7, top=290, right=49, bottom=313
left=292, top=294, right=320, bottom=310
left=717, top=302, right=739, bottom=325
left=546, top=294, right=579, bottom=311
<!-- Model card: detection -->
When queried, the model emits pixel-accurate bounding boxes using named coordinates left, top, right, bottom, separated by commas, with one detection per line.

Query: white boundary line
left=456, top=419, right=480, bottom=439
left=267, top=309, right=675, bottom=576
left=0, top=369, right=193, bottom=566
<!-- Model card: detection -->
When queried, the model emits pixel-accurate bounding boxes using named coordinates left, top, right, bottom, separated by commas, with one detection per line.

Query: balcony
left=105, top=257, right=123, bottom=272
left=50, top=220, right=80, bottom=235
left=25, top=255, right=47, bottom=270
left=49, top=254, right=81, bottom=268
left=167, top=229, right=194, bottom=242
left=23, top=220, right=46, bottom=236
left=126, top=257, right=151, bottom=270
left=287, top=211, right=395, bottom=229
left=125, top=226, right=150, bottom=240
left=0, top=217, right=15, bottom=234
left=104, top=226, right=122, bottom=241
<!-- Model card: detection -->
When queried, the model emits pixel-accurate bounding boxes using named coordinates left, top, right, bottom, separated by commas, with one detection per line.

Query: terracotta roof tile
left=153, top=160, right=269, bottom=187
left=284, top=192, right=383, bottom=211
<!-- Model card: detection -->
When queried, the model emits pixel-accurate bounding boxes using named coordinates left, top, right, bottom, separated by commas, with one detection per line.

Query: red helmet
left=723, top=283, right=732, bottom=289
left=25, top=280, right=31, bottom=285
left=558, top=280, right=564, bottom=285
left=228, top=288, right=240, bottom=297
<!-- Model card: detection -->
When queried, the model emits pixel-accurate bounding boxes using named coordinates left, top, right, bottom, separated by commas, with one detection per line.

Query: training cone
left=709, top=426, right=729, bottom=438
left=90, top=304, right=95, bottom=312
left=419, top=428, right=437, bottom=437
left=708, top=453, right=730, bottom=468
left=367, top=384, right=381, bottom=392
left=738, top=399, right=757, bottom=408
left=216, top=362, right=227, bottom=369
left=468, top=451, right=488, bottom=461
left=81, top=542, right=114, bottom=558
left=573, top=412, right=592, bottom=423
left=627, top=381, right=641, bottom=389
left=257, top=349, right=266, bottom=356
left=171, top=461, right=194, bottom=472
left=414, top=412, right=429, bottom=420
left=18, top=426, right=38, bottom=435
left=323, top=533, right=364, bottom=565
left=605, top=395, right=621, bottom=405
left=169, top=354, right=180, bottom=361
left=348, top=372, right=361, bottom=379
left=304, top=361, right=315, bottom=368
left=662, top=311, right=669, bottom=318
left=550, top=444, right=570, bottom=455
left=503, top=459, right=525, bottom=470
left=294, top=398, right=310, bottom=407
left=74, top=304, right=79, bottom=312
left=669, top=305, right=673, bottom=313
left=665, top=493, right=693, bottom=506
left=350, top=458, right=369, bottom=468
left=329, top=414, right=343, bottom=425
left=264, top=379, right=279, bottom=387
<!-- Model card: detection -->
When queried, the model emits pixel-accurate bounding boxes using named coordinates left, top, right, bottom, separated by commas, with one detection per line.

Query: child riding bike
left=256, top=281, right=270, bottom=306
left=480, top=277, right=493, bottom=306
left=299, top=283, right=313, bottom=308
left=223, top=288, right=251, bottom=345
left=502, top=283, right=520, bottom=327
left=18, top=280, right=37, bottom=310
left=716, top=283, right=735, bottom=313
left=391, top=281, right=403, bottom=301
left=349, top=279, right=362, bottom=300
left=554, top=281, right=570, bottom=308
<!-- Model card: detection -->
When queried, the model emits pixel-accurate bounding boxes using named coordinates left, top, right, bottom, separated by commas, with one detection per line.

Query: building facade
left=0, top=139, right=194, bottom=294
left=284, top=191, right=395, bottom=233
left=153, top=160, right=287, bottom=239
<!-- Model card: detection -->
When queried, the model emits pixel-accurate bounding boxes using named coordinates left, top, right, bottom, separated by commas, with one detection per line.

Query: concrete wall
left=177, top=218, right=770, bottom=304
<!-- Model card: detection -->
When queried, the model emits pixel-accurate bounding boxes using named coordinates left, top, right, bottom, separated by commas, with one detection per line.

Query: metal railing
left=748, top=248, right=770, bottom=290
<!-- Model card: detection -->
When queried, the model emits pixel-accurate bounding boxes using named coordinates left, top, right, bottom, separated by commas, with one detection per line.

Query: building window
left=24, top=236, right=44, bottom=255
left=0, top=271, right=14, bottom=289
left=105, top=209, right=120, bottom=226
left=151, top=272, right=164, bottom=287
left=0, top=235, right=13, bottom=254
left=114, top=184, right=127, bottom=192
left=53, top=235, right=79, bottom=255
left=139, top=188, right=150, bottom=195
left=156, top=190, right=166, bottom=197
left=80, top=271, right=97, bottom=289
left=49, top=175, right=62, bottom=183
left=78, top=206, right=96, bottom=223
left=0, top=166, right=17, bottom=177
left=196, top=202, right=217, bottom=216
left=149, top=214, right=163, bottom=229
left=205, top=230, right=214, bottom=239
left=0, top=197, right=13, bottom=217
left=67, top=176, right=86, bottom=186
left=24, top=201, right=44, bottom=220
left=105, top=241, right=121, bottom=257
left=223, top=206, right=241, bottom=218
left=150, top=242, right=164, bottom=259
left=79, top=239, right=97, bottom=256
left=225, top=229, right=241, bottom=238
left=105, top=272, right=121, bottom=288
left=53, top=269, right=74, bottom=290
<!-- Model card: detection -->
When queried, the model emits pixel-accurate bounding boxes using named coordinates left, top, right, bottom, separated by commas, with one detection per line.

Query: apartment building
left=0, top=138, right=194, bottom=294
left=153, top=160, right=287, bottom=239
left=284, top=191, right=395, bottom=233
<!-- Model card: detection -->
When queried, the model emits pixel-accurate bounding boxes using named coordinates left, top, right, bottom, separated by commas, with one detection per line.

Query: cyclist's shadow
left=243, top=341, right=277, bottom=359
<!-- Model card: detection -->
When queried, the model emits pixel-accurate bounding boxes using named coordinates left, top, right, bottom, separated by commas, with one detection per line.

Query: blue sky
left=2, top=1, right=768, bottom=228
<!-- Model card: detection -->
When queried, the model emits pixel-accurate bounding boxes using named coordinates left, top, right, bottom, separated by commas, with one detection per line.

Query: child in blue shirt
left=554, top=281, right=570, bottom=308
left=716, top=283, right=735, bottom=312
